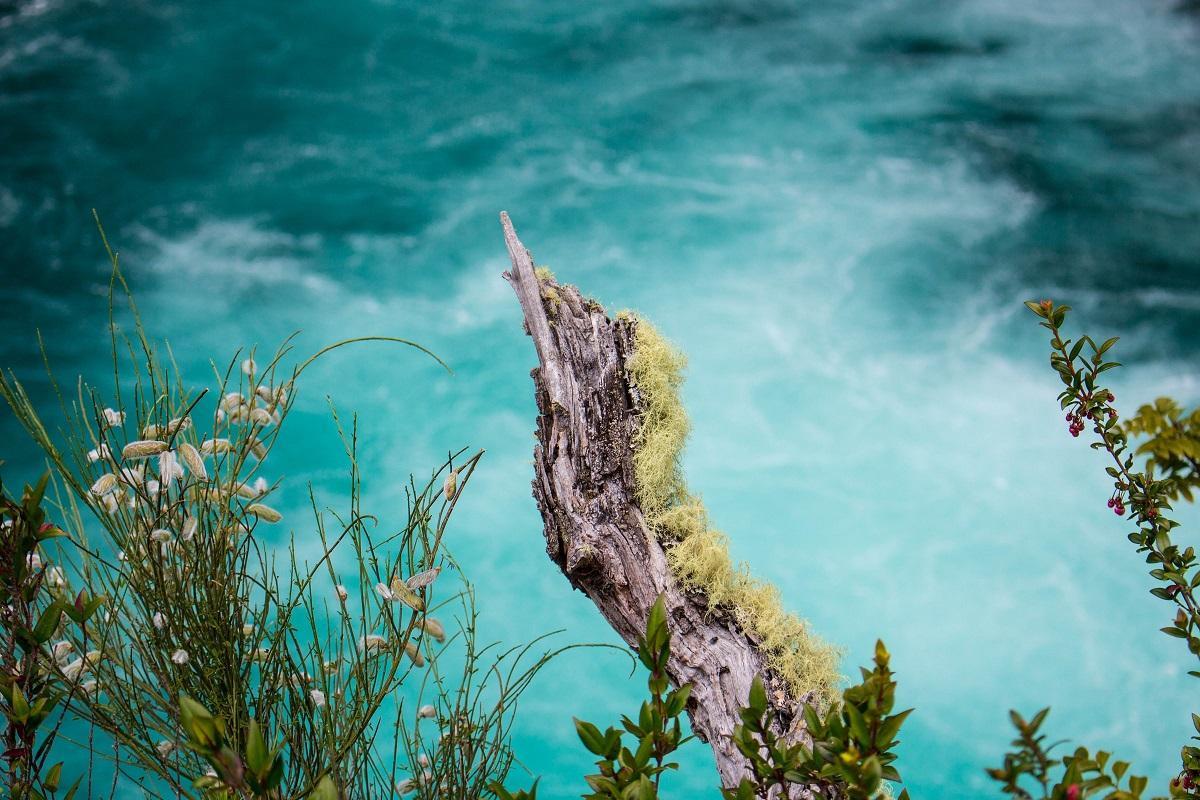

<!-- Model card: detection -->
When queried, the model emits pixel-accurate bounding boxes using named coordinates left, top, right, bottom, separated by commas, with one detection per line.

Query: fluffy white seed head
left=122, top=440, right=168, bottom=460
left=241, top=358, right=256, bottom=376
left=44, top=566, right=65, bottom=589
left=171, top=649, right=189, bottom=666
left=406, top=567, right=440, bottom=591
left=87, top=444, right=112, bottom=463
left=158, top=450, right=184, bottom=483
left=309, top=689, right=326, bottom=708
left=178, top=443, right=207, bottom=480
left=153, top=611, right=166, bottom=630
left=199, top=438, right=232, bottom=455
left=90, top=473, right=118, bottom=496
left=52, top=641, right=74, bottom=664
left=358, top=634, right=387, bottom=654
left=419, top=618, right=445, bottom=643
left=246, top=504, right=281, bottom=523
left=418, top=704, right=436, bottom=719
left=403, top=641, right=425, bottom=668
left=387, top=578, right=424, bottom=611
left=101, top=408, right=125, bottom=428
left=335, top=584, right=349, bottom=602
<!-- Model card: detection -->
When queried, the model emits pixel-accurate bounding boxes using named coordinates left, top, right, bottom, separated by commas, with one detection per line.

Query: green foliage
left=0, top=225, right=562, bottom=799
left=0, top=473, right=94, bottom=800
left=1024, top=299, right=1200, bottom=798
left=179, top=694, right=284, bottom=798
left=987, top=707, right=1153, bottom=800
left=724, top=640, right=911, bottom=800
left=573, top=595, right=692, bottom=799
left=1123, top=398, right=1200, bottom=503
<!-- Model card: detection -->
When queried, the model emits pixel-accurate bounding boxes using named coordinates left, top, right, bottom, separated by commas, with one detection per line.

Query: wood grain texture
left=500, top=212, right=827, bottom=796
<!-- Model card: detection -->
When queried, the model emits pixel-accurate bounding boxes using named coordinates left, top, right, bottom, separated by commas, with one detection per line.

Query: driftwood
left=500, top=212, right=823, bottom=793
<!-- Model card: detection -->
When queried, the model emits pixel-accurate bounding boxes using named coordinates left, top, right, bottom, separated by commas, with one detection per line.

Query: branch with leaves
left=998, top=300, right=1200, bottom=799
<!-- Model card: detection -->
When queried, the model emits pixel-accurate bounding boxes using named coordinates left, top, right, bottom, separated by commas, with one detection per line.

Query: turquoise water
left=2, top=1, right=1200, bottom=796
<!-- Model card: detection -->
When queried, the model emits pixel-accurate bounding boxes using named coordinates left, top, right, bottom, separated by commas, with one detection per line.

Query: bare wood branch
left=500, top=212, right=823, bottom=793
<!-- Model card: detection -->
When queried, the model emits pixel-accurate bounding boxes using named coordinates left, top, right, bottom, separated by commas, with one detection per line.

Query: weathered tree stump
left=501, top=213, right=826, bottom=794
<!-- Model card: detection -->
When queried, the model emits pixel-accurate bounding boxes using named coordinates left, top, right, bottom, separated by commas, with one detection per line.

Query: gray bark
left=500, top=212, right=823, bottom=793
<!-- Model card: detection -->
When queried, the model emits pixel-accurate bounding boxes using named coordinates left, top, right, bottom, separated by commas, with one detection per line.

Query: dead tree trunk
left=500, top=212, right=824, bottom=793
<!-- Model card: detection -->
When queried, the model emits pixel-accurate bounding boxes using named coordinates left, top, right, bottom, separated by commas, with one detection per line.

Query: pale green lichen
left=534, top=265, right=556, bottom=282
left=625, top=316, right=842, bottom=708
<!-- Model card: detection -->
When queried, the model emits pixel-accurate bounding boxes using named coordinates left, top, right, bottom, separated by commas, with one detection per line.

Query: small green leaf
left=574, top=718, right=608, bottom=756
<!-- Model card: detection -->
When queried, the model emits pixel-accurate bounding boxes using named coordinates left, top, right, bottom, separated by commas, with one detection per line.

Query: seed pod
left=235, top=482, right=257, bottom=499
left=166, top=415, right=192, bottom=435
left=122, top=440, right=168, bottom=459
left=149, top=528, right=173, bottom=544
left=153, top=612, right=167, bottom=630
left=180, top=517, right=198, bottom=542
left=222, top=392, right=243, bottom=412
left=323, top=658, right=341, bottom=675
left=247, top=436, right=268, bottom=460
left=87, top=444, right=112, bottom=463
left=406, top=567, right=440, bottom=591
left=200, top=438, right=231, bottom=455
left=247, top=503, right=282, bottom=523
left=335, top=584, right=349, bottom=602
left=444, top=469, right=457, bottom=502
left=250, top=407, right=272, bottom=426
left=102, top=408, right=125, bottom=428
left=374, top=582, right=396, bottom=602
left=158, top=450, right=184, bottom=483
left=388, top=577, right=424, bottom=611
left=255, top=386, right=274, bottom=404
left=241, top=624, right=255, bottom=637
left=245, top=648, right=271, bottom=663
left=171, top=649, right=189, bottom=665
left=358, top=634, right=388, bottom=654
left=309, top=689, right=326, bottom=708
left=419, top=618, right=446, bottom=643
left=178, top=443, right=207, bottom=480
left=417, top=704, right=437, bottom=719
left=142, top=423, right=165, bottom=439
left=403, top=641, right=425, bottom=668
left=241, top=358, right=256, bottom=376
left=90, top=473, right=118, bottom=496
left=52, top=641, right=74, bottom=664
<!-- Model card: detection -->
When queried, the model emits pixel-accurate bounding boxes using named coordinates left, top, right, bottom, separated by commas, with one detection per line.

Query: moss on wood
left=626, top=317, right=842, bottom=708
